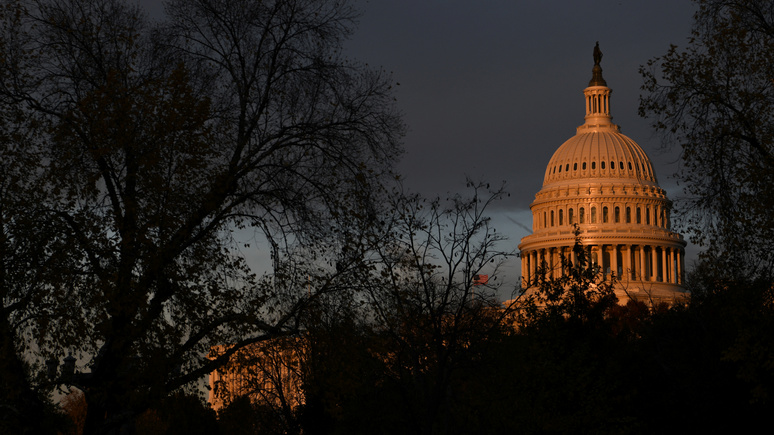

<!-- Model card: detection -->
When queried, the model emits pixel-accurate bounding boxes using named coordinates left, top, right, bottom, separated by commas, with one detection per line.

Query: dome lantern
left=581, top=42, right=616, bottom=133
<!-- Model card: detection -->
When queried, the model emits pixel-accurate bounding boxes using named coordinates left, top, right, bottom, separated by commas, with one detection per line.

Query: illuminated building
left=208, top=339, right=304, bottom=414
left=518, top=44, right=688, bottom=304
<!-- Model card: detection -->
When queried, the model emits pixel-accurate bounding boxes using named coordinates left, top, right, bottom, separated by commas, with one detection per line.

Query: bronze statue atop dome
left=593, top=41, right=602, bottom=66
left=589, top=41, right=607, bottom=86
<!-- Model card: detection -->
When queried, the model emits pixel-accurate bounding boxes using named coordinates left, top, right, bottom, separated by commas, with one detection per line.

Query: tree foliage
left=356, top=181, right=513, bottom=434
left=0, top=0, right=402, bottom=432
left=640, top=0, right=774, bottom=278
left=516, top=235, right=618, bottom=332
left=237, top=182, right=516, bottom=435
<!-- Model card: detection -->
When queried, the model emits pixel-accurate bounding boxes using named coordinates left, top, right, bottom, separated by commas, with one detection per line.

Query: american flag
left=473, top=274, right=488, bottom=285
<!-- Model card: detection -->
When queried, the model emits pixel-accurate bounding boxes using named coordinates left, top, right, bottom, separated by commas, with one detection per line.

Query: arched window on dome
left=583, top=162, right=587, bottom=170
left=565, top=164, right=569, bottom=172
left=579, top=207, right=585, bottom=224
left=573, top=163, right=578, bottom=171
left=569, top=208, right=574, bottom=224
left=614, top=206, right=620, bottom=223
left=628, top=162, right=632, bottom=171
left=603, top=206, right=609, bottom=223
left=591, top=207, right=596, bottom=223
left=558, top=165, right=562, bottom=173
left=543, top=212, right=546, bottom=228
left=619, top=161, right=624, bottom=170
left=550, top=210, right=554, bottom=226
left=646, top=207, right=651, bottom=225
left=626, top=207, right=631, bottom=223
left=636, top=207, right=641, bottom=224
left=601, top=161, right=606, bottom=170
left=559, top=209, right=564, bottom=225
left=592, top=161, right=596, bottom=170
left=610, top=161, right=614, bottom=170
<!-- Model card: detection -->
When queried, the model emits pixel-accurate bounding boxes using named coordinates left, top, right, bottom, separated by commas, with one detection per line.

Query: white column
left=669, top=248, right=677, bottom=284
left=639, top=245, right=646, bottom=281
left=521, top=254, right=527, bottom=287
left=650, top=247, right=657, bottom=282
left=587, top=245, right=593, bottom=270
left=559, top=247, right=565, bottom=277
left=610, top=245, right=618, bottom=280
left=623, top=245, right=631, bottom=281
left=571, top=246, right=578, bottom=270
left=548, top=248, right=554, bottom=279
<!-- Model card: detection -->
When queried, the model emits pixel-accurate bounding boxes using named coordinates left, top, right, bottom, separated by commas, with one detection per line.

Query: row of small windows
left=551, top=160, right=648, bottom=174
left=541, top=205, right=668, bottom=228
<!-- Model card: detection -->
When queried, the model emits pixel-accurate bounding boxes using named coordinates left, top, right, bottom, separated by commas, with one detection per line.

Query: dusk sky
left=340, top=0, right=700, bottom=289
left=139, top=0, right=700, bottom=293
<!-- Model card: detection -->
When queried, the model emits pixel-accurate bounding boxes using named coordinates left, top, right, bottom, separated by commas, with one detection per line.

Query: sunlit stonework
left=518, top=44, right=688, bottom=304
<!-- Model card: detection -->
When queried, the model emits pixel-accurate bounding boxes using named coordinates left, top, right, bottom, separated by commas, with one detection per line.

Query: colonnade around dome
left=520, top=241, right=686, bottom=299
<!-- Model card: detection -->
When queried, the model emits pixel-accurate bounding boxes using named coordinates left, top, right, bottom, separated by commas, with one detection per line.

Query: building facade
left=518, top=45, right=688, bottom=304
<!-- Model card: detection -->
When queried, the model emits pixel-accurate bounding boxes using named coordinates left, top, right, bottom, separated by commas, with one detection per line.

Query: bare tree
left=358, top=181, right=514, bottom=434
left=640, top=0, right=774, bottom=279
left=0, top=0, right=402, bottom=432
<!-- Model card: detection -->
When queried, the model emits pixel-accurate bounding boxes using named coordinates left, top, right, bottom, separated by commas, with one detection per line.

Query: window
left=558, top=165, right=562, bottom=173
left=601, top=161, right=606, bottom=169
left=569, top=208, right=574, bottom=224
left=636, top=207, right=641, bottom=224
left=559, top=209, right=563, bottom=225
left=579, top=207, right=585, bottom=223
left=592, top=161, right=596, bottom=169
left=565, top=164, right=569, bottom=172
left=615, top=206, right=620, bottom=223
left=551, top=210, right=554, bottom=226
left=543, top=212, right=546, bottom=228
left=628, top=162, right=632, bottom=170
left=603, top=206, right=609, bottom=223
left=591, top=207, right=597, bottom=223
left=619, top=161, right=624, bottom=170
left=626, top=207, right=631, bottom=223
left=646, top=207, right=651, bottom=225
left=610, top=161, right=615, bottom=170
left=573, top=163, right=578, bottom=170
left=583, top=162, right=587, bottom=170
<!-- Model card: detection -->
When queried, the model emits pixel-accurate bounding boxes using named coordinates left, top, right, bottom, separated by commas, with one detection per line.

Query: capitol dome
left=543, top=130, right=657, bottom=187
left=518, top=44, right=687, bottom=304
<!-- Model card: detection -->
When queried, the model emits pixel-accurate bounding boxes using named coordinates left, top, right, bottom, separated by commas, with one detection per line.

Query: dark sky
left=341, top=0, right=699, bottom=289
left=138, top=0, right=700, bottom=292
left=344, top=1, right=695, bottom=203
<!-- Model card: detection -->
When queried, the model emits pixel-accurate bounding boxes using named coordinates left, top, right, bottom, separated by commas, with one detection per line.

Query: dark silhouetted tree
left=297, top=182, right=514, bottom=435
left=640, top=0, right=774, bottom=278
left=0, top=0, right=402, bottom=433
